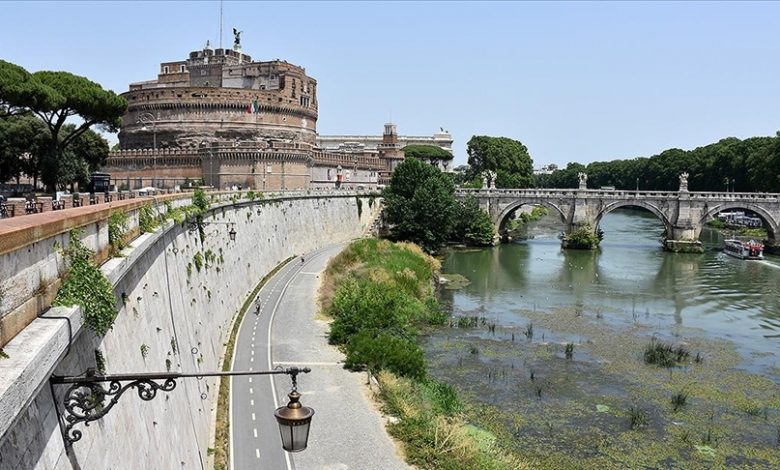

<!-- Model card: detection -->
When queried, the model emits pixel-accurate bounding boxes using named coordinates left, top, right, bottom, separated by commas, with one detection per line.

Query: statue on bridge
left=679, top=172, right=689, bottom=192
left=482, top=170, right=497, bottom=189
left=578, top=172, right=588, bottom=190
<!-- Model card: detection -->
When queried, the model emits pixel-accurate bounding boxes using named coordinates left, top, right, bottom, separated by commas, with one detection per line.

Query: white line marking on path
left=249, top=388, right=253, bottom=395
left=276, top=361, right=342, bottom=366
left=256, top=449, right=260, bottom=459
left=254, top=428, right=258, bottom=438
left=248, top=377, right=252, bottom=383
left=252, top=412, right=256, bottom=421
left=250, top=399, right=254, bottom=406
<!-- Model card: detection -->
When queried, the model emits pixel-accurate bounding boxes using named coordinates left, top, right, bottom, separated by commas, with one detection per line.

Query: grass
left=377, top=371, right=528, bottom=469
left=213, top=257, right=294, bottom=470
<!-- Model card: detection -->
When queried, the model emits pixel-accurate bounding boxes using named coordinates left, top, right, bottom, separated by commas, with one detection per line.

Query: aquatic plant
left=643, top=340, right=690, bottom=368
left=671, top=390, right=689, bottom=412
left=628, top=405, right=648, bottom=429
left=565, top=343, right=575, bottom=360
left=524, top=323, right=534, bottom=340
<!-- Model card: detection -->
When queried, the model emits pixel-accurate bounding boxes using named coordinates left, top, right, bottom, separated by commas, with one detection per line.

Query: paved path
left=231, top=244, right=409, bottom=470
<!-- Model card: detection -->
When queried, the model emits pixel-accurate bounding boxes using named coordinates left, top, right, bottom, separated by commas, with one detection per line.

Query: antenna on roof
left=219, top=0, right=223, bottom=49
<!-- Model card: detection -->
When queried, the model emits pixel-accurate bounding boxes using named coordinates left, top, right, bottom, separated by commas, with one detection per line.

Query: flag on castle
left=247, top=100, right=259, bottom=114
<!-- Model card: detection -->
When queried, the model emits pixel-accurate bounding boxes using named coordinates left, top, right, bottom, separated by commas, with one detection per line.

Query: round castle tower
left=118, top=43, right=318, bottom=150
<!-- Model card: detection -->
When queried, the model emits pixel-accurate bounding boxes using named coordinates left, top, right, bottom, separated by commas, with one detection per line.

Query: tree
left=402, top=145, right=454, bottom=161
left=0, top=113, right=49, bottom=186
left=452, top=196, right=496, bottom=246
left=383, top=158, right=457, bottom=253
left=0, top=60, right=58, bottom=117
left=0, top=60, right=127, bottom=190
left=466, top=136, right=534, bottom=188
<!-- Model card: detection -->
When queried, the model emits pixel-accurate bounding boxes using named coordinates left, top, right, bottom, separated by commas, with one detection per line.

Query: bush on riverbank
left=562, top=224, right=601, bottom=249
left=325, top=239, right=444, bottom=379
left=322, top=239, right=525, bottom=468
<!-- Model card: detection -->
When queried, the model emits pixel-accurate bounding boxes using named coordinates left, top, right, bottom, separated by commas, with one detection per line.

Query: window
left=180, top=65, right=186, bottom=73
left=163, top=66, right=169, bottom=74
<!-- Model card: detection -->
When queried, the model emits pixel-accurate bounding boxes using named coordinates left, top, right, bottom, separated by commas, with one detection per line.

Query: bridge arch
left=595, top=201, right=673, bottom=235
left=495, top=199, right=567, bottom=233
left=700, top=203, right=778, bottom=239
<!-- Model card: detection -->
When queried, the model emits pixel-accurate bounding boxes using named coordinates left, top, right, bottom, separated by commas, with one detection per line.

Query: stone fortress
left=105, top=38, right=453, bottom=191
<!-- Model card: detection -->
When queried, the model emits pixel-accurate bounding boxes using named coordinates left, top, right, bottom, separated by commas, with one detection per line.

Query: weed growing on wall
left=193, top=252, right=204, bottom=272
left=94, top=349, right=107, bottom=374
left=108, top=211, right=129, bottom=257
left=54, top=230, right=118, bottom=336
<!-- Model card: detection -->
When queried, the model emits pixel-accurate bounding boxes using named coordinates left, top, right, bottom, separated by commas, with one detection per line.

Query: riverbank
left=320, top=239, right=527, bottom=469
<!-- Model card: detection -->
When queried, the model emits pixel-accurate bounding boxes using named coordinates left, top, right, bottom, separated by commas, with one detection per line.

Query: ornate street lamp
left=274, top=369, right=315, bottom=452
left=49, top=367, right=313, bottom=448
left=228, top=225, right=237, bottom=241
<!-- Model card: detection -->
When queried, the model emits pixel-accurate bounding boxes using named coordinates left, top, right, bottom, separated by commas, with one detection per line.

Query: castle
left=104, top=41, right=453, bottom=191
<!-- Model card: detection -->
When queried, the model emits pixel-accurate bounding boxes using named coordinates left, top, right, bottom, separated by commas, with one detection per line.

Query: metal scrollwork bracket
left=50, top=368, right=177, bottom=445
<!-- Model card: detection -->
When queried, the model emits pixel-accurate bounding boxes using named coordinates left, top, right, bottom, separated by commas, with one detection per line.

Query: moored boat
left=723, top=239, right=764, bottom=260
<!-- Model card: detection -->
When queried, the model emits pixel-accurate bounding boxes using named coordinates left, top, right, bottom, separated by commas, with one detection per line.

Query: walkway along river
left=425, top=208, right=780, bottom=468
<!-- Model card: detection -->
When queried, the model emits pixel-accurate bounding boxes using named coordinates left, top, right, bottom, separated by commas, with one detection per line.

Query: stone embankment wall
left=0, top=191, right=380, bottom=470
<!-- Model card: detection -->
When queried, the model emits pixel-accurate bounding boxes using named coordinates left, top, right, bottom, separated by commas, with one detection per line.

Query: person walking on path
left=254, top=296, right=261, bottom=315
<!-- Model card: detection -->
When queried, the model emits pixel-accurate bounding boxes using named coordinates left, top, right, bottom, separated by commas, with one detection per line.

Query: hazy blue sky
left=2, top=1, right=779, bottom=166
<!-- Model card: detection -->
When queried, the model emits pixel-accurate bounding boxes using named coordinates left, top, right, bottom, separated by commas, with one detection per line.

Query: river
left=440, top=208, right=780, bottom=372
left=425, top=208, right=780, bottom=468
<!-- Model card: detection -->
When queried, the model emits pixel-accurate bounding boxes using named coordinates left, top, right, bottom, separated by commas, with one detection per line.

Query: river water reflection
left=439, top=208, right=780, bottom=374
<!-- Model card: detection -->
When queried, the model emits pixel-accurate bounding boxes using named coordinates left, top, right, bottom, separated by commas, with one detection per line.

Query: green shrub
left=344, top=330, right=426, bottom=380
left=563, top=224, right=601, bottom=249
left=328, top=278, right=426, bottom=345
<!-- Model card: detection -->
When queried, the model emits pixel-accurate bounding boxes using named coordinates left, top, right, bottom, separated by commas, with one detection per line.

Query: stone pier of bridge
left=457, top=175, right=780, bottom=253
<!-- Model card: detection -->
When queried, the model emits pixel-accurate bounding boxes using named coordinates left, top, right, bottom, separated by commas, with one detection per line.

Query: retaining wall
left=0, top=191, right=380, bottom=470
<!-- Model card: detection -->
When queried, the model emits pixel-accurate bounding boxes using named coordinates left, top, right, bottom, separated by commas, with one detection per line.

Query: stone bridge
left=456, top=181, right=780, bottom=253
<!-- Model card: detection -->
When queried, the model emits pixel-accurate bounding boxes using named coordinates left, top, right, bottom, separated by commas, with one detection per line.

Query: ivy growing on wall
left=54, top=230, right=118, bottom=336
left=138, top=204, right=158, bottom=233
left=108, top=211, right=129, bottom=257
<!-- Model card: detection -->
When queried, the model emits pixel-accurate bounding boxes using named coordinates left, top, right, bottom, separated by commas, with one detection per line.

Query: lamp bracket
left=50, top=366, right=310, bottom=445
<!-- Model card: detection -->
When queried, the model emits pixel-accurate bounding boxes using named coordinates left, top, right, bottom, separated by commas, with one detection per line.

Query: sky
left=2, top=1, right=779, bottom=167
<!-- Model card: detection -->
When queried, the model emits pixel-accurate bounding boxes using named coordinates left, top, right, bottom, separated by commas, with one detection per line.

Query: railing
left=456, top=188, right=780, bottom=201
